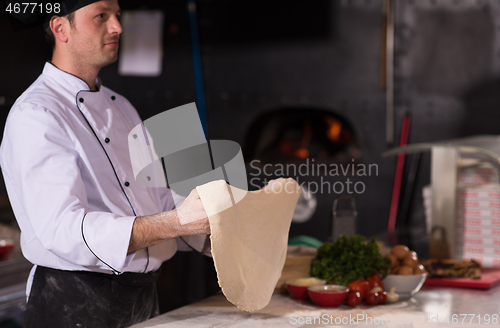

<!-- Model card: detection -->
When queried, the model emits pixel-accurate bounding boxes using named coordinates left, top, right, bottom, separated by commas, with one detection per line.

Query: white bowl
left=382, top=273, right=428, bottom=299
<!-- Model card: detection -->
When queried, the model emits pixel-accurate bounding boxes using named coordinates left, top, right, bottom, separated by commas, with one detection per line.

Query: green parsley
left=310, top=234, right=391, bottom=286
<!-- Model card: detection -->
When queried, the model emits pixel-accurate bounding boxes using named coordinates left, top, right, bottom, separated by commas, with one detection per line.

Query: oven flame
left=325, top=117, right=342, bottom=142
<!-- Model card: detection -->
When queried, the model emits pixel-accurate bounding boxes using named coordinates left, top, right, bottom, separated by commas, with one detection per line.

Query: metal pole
left=385, top=0, right=395, bottom=145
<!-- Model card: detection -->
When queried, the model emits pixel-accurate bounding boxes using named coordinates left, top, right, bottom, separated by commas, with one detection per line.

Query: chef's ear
left=50, top=16, right=69, bottom=43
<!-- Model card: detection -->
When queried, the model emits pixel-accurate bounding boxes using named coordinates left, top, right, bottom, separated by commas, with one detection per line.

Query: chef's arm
left=128, top=189, right=210, bottom=253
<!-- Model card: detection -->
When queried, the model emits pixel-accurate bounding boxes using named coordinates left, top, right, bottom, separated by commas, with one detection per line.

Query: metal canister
left=328, top=195, right=357, bottom=242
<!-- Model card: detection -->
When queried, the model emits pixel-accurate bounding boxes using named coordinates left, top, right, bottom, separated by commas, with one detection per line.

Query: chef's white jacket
left=0, top=62, right=205, bottom=296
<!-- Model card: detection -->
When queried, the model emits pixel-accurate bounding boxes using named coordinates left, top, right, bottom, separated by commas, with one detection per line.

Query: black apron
left=23, top=266, right=162, bottom=328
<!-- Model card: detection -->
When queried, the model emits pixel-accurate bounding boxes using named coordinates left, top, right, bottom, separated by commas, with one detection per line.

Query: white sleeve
left=0, top=103, right=136, bottom=273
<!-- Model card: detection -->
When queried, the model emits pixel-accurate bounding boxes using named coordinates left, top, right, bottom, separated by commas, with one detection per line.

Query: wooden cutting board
left=423, top=268, right=500, bottom=289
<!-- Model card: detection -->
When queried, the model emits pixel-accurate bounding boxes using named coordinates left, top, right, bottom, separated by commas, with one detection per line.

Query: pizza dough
left=196, top=178, right=301, bottom=312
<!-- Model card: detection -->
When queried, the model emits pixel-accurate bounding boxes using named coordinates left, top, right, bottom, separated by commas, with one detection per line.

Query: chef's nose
left=109, top=14, right=122, bottom=35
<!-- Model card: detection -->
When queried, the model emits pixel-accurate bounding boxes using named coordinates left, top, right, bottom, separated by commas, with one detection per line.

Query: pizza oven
left=242, top=108, right=360, bottom=165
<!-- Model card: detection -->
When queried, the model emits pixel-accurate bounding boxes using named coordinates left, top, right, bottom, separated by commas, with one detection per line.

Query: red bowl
left=286, top=278, right=326, bottom=301
left=0, top=240, right=14, bottom=261
left=307, top=285, right=349, bottom=308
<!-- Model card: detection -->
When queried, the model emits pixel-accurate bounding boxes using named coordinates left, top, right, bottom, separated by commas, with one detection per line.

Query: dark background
left=1, top=0, right=500, bottom=316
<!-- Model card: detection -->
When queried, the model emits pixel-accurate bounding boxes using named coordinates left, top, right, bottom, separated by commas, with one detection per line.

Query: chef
left=0, top=0, right=211, bottom=327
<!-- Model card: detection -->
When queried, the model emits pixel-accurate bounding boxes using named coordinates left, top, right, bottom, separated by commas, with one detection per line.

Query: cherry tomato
left=347, top=292, right=362, bottom=307
left=365, top=292, right=379, bottom=305
left=366, top=274, right=385, bottom=290
left=348, top=279, right=370, bottom=299
left=378, top=291, right=387, bottom=305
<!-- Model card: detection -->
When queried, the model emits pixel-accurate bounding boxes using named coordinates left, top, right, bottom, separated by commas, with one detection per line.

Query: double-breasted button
left=105, top=138, right=110, bottom=143
left=111, top=96, right=116, bottom=101
left=79, top=98, right=84, bottom=103
left=124, top=182, right=130, bottom=187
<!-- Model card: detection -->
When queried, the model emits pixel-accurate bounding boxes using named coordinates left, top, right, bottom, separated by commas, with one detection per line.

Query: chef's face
left=67, top=0, right=122, bottom=69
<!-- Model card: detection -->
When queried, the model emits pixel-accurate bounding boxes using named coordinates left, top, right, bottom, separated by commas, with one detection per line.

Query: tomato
left=366, top=274, right=384, bottom=290
left=365, top=292, right=379, bottom=305
left=378, top=291, right=387, bottom=305
left=347, top=292, right=362, bottom=307
left=348, top=279, right=370, bottom=299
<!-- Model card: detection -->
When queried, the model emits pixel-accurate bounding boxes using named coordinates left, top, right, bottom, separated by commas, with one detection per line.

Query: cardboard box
left=456, top=217, right=500, bottom=228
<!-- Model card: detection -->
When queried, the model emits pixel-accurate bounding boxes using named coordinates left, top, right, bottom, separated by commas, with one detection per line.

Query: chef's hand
left=174, top=188, right=210, bottom=235
left=128, top=188, right=210, bottom=253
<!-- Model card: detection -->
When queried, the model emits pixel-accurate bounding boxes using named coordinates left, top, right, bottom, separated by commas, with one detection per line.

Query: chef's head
left=46, top=0, right=122, bottom=69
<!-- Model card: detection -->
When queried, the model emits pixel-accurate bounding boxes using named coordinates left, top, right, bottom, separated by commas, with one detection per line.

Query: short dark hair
left=45, top=12, right=76, bottom=50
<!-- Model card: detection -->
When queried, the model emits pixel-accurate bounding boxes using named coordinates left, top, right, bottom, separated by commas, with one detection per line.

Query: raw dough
left=196, top=178, right=301, bottom=311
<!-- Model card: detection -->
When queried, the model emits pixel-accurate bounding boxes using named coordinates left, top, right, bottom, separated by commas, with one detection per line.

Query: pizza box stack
left=423, top=161, right=500, bottom=267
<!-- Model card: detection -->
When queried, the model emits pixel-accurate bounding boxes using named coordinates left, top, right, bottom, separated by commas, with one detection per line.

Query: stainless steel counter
left=131, top=285, right=500, bottom=327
